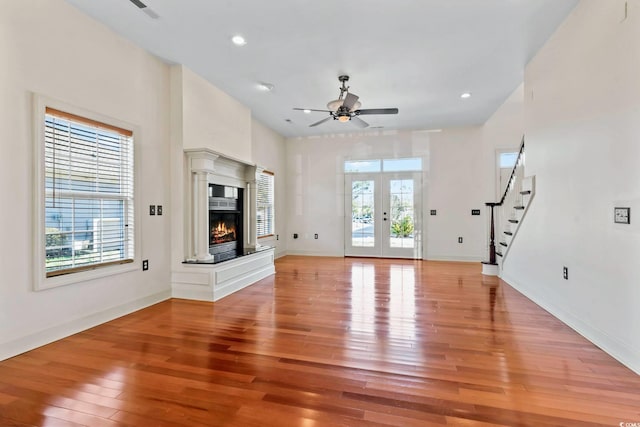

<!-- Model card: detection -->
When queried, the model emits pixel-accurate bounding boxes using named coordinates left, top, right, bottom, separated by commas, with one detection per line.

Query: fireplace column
left=186, top=151, right=219, bottom=261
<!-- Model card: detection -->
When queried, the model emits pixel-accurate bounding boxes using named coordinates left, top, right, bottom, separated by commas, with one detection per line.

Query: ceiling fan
left=294, top=75, right=398, bottom=128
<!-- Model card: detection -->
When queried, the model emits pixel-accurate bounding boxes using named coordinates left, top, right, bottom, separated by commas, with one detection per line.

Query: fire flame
left=211, top=221, right=236, bottom=244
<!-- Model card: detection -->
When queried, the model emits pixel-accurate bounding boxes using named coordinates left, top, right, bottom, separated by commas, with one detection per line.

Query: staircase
left=482, top=137, right=535, bottom=276
left=495, top=178, right=535, bottom=263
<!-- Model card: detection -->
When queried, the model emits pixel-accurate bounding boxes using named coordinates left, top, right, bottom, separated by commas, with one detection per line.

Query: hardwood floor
left=1, top=257, right=639, bottom=426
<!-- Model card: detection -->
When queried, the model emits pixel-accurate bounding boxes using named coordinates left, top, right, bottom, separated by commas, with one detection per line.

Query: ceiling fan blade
left=342, top=93, right=359, bottom=111
left=356, top=108, right=399, bottom=115
left=293, top=108, right=333, bottom=113
left=351, top=116, right=369, bottom=128
left=309, top=116, right=333, bottom=127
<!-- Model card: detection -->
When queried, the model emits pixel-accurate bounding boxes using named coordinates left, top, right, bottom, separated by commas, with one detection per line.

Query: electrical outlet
left=563, top=266, right=568, bottom=280
left=149, top=205, right=155, bottom=216
left=458, top=237, right=463, bottom=243
left=142, top=259, right=149, bottom=271
left=430, top=210, right=437, bottom=215
left=314, top=233, right=318, bottom=239
left=293, top=233, right=298, bottom=239
left=276, top=235, right=279, bottom=240
left=157, top=205, right=163, bottom=215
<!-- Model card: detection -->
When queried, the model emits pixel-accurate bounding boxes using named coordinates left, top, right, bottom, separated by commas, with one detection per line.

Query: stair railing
left=484, top=136, right=525, bottom=268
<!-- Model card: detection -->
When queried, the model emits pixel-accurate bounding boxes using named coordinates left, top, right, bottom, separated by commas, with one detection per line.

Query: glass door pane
left=388, top=179, right=415, bottom=249
left=351, top=180, right=375, bottom=247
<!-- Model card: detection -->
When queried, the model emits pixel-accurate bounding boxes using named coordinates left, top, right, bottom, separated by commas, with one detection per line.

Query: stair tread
left=520, top=190, right=531, bottom=195
left=514, top=206, right=525, bottom=210
left=496, top=251, right=503, bottom=257
left=508, top=219, right=519, bottom=223
left=504, top=231, right=513, bottom=236
left=499, top=242, right=508, bottom=247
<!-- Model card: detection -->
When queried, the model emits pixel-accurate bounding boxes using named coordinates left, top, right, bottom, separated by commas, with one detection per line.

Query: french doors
left=345, top=172, right=421, bottom=258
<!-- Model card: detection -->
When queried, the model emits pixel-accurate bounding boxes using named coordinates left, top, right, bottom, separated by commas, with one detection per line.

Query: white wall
left=501, top=0, right=640, bottom=374
left=177, top=65, right=252, bottom=164
left=169, top=64, right=257, bottom=271
left=483, top=83, right=525, bottom=200
left=251, top=119, right=288, bottom=258
left=0, top=0, right=172, bottom=359
left=284, top=128, right=494, bottom=261
left=285, top=131, right=428, bottom=256
left=427, top=127, right=492, bottom=261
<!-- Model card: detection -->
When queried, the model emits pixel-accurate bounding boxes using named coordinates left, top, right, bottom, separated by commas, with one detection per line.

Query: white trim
left=285, top=250, right=345, bottom=257
left=33, top=94, right=142, bottom=290
left=0, top=290, right=170, bottom=362
left=482, top=263, right=500, bottom=276
left=171, top=248, right=275, bottom=301
left=424, top=255, right=483, bottom=262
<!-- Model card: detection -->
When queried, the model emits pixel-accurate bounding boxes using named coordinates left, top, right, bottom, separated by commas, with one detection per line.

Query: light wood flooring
left=1, top=256, right=639, bottom=426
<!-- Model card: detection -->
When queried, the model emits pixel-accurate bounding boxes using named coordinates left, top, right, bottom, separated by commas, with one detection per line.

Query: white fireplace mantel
left=172, top=149, right=275, bottom=302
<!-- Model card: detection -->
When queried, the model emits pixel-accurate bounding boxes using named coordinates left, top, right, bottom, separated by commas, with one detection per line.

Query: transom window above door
left=344, top=157, right=422, bottom=173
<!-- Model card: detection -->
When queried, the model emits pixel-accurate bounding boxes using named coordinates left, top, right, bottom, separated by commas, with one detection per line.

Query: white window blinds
left=44, top=107, right=134, bottom=277
left=256, top=170, right=274, bottom=238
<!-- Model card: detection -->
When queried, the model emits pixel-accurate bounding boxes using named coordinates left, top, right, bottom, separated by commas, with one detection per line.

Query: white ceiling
left=64, top=0, right=578, bottom=138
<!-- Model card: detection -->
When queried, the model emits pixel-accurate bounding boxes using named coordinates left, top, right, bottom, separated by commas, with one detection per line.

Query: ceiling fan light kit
left=294, top=75, right=398, bottom=128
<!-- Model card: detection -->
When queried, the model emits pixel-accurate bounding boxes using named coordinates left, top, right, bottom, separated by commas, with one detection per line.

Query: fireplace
left=210, top=214, right=237, bottom=245
left=176, top=149, right=275, bottom=302
left=208, top=184, right=243, bottom=262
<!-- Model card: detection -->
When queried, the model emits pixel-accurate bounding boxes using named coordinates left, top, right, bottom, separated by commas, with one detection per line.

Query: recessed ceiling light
left=231, top=35, right=247, bottom=46
left=303, top=109, right=311, bottom=114
left=257, top=82, right=274, bottom=92
left=460, top=92, right=472, bottom=99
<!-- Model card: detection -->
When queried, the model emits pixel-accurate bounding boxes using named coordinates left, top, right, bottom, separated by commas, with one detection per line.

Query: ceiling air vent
left=128, top=0, right=159, bottom=19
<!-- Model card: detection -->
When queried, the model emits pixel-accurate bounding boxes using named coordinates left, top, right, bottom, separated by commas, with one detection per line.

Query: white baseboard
left=501, top=272, right=640, bottom=375
left=284, top=250, right=344, bottom=257
left=425, top=255, right=483, bottom=262
left=172, top=283, right=214, bottom=301
left=482, top=263, right=500, bottom=276
left=281, top=252, right=483, bottom=263
left=0, top=290, right=171, bottom=362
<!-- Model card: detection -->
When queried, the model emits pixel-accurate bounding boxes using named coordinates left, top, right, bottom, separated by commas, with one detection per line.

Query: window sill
left=35, top=261, right=138, bottom=291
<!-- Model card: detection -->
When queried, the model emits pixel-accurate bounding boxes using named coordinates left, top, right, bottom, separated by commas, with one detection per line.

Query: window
left=500, top=152, right=519, bottom=168
left=382, top=157, right=422, bottom=172
left=344, top=160, right=381, bottom=173
left=345, top=157, right=423, bottom=173
left=42, top=107, right=135, bottom=279
left=256, top=170, right=274, bottom=238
